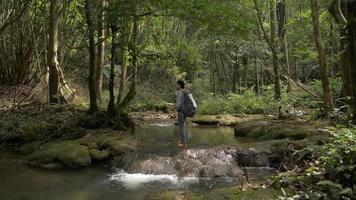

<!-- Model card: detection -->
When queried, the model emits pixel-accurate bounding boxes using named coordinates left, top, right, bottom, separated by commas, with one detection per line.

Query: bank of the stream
left=1, top=104, right=344, bottom=199
left=1, top=121, right=286, bottom=200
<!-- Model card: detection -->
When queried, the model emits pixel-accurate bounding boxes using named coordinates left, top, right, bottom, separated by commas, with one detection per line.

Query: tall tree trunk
left=348, top=2, right=356, bottom=123
left=270, top=0, right=281, bottom=100
left=107, top=26, right=116, bottom=116
left=48, top=0, right=61, bottom=103
left=255, top=57, right=260, bottom=95
left=117, top=16, right=138, bottom=114
left=340, top=25, right=352, bottom=97
left=96, top=0, right=105, bottom=102
left=85, top=0, right=98, bottom=113
left=231, top=54, right=239, bottom=93
left=242, top=55, right=248, bottom=89
left=117, top=22, right=131, bottom=105
left=311, top=0, right=334, bottom=110
left=277, top=0, right=292, bottom=92
left=220, top=53, right=230, bottom=93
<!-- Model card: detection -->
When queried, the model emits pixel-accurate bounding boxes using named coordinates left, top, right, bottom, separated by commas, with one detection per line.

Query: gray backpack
left=182, top=91, right=197, bottom=117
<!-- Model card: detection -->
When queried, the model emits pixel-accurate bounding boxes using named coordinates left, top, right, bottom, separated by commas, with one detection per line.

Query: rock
left=28, top=142, right=91, bottom=168
left=104, top=138, right=137, bottom=155
left=111, top=151, right=137, bottom=169
left=234, top=121, right=270, bottom=137
left=127, top=148, right=244, bottom=178
left=234, top=120, right=320, bottom=141
left=235, top=148, right=270, bottom=167
left=254, top=153, right=269, bottom=167
left=89, top=149, right=111, bottom=160
left=235, top=149, right=254, bottom=166
left=128, top=155, right=176, bottom=175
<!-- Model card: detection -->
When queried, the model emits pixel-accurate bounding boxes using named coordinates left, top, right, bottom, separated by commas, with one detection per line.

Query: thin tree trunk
left=278, top=0, right=292, bottom=92
left=220, top=53, right=230, bottom=93
left=96, top=0, right=105, bottom=102
left=348, top=2, right=356, bottom=123
left=271, top=0, right=281, bottom=100
left=48, top=0, right=61, bottom=103
left=232, top=54, right=239, bottom=93
left=311, top=0, right=334, bottom=110
left=107, top=26, right=116, bottom=116
left=340, top=25, right=352, bottom=97
left=117, top=22, right=132, bottom=105
left=85, top=0, right=98, bottom=113
left=117, top=16, right=138, bottom=114
left=242, top=55, right=248, bottom=89
left=255, top=57, right=260, bottom=95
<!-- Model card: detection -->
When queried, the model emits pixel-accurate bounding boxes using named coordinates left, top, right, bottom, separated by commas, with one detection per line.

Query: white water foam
left=107, top=170, right=199, bottom=190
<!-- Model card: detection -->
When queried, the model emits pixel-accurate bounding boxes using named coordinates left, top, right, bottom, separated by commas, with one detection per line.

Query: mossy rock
left=89, top=149, right=111, bottom=160
left=234, top=120, right=320, bottom=141
left=28, top=141, right=91, bottom=168
left=20, top=141, right=42, bottom=154
left=104, top=139, right=136, bottom=154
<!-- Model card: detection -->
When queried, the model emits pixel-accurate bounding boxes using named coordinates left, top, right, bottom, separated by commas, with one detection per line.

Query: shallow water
left=0, top=123, right=273, bottom=200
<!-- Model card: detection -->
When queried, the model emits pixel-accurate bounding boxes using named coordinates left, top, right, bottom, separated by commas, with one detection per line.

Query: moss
left=235, top=120, right=321, bottom=141
left=20, top=141, right=42, bottom=154
left=28, top=141, right=91, bottom=168
left=89, top=149, right=111, bottom=160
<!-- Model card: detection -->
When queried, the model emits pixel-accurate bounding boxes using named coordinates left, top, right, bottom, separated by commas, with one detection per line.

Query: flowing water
left=0, top=123, right=274, bottom=200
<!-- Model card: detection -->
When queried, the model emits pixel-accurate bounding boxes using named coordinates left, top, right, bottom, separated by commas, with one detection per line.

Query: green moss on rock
left=89, top=149, right=111, bottom=160
left=235, top=120, right=321, bottom=141
left=28, top=141, right=91, bottom=168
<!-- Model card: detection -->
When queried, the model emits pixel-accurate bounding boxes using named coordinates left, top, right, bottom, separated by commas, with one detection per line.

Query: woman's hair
left=176, top=80, right=185, bottom=89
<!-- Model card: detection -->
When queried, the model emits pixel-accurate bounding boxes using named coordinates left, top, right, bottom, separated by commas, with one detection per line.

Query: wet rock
left=27, top=133, right=137, bottom=169
left=127, top=148, right=244, bottom=178
left=254, top=153, right=269, bottom=167
left=111, top=151, right=137, bottom=169
left=28, top=142, right=91, bottom=168
left=235, top=149, right=254, bottom=166
left=235, top=148, right=270, bottom=167
left=128, top=155, right=176, bottom=175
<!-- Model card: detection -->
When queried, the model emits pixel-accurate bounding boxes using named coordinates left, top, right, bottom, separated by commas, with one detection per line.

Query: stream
left=0, top=123, right=275, bottom=200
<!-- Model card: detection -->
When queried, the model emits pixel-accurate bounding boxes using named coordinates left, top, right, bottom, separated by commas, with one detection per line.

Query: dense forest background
left=1, top=0, right=355, bottom=122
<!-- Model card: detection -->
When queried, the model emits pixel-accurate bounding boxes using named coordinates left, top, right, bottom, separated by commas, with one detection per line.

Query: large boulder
left=28, top=142, right=91, bottom=168
left=234, top=120, right=321, bottom=140
left=128, top=155, right=176, bottom=175
left=126, top=148, right=244, bottom=178
left=27, top=132, right=137, bottom=169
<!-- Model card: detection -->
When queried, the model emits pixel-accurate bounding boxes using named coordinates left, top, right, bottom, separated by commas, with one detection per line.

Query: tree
left=277, top=0, right=291, bottom=92
left=311, top=0, right=334, bottom=110
left=270, top=0, right=281, bottom=100
left=85, top=0, right=99, bottom=113
left=48, top=0, right=62, bottom=103
left=96, top=0, right=106, bottom=102
left=107, top=25, right=117, bottom=116
left=348, top=1, right=356, bottom=122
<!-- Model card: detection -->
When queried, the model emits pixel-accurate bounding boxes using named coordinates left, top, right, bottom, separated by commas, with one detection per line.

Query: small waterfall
left=106, top=170, right=199, bottom=190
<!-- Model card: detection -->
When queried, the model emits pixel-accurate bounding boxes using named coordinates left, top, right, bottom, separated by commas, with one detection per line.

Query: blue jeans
left=178, top=112, right=188, bottom=144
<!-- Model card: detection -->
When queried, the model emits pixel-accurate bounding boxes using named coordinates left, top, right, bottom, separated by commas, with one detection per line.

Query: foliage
left=272, top=128, right=356, bottom=200
left=198, top=87, right=286, bottom=115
